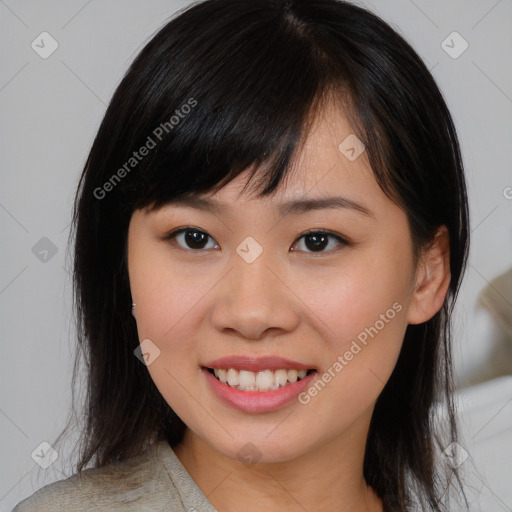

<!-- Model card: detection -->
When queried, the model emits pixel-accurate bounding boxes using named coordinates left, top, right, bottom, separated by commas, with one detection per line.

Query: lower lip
left=202, top=367, right=317, bottom=413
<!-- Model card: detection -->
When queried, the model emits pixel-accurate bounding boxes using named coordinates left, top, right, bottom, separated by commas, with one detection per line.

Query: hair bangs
left=107, top=4, right=338, bottom=213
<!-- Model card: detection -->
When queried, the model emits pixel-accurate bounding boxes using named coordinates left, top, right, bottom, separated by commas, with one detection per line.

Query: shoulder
left=11, top=441, right=186, bottom=512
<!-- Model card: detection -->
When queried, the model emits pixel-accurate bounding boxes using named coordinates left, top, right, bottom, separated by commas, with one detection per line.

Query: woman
left=12, top=0, right=470, bottom=510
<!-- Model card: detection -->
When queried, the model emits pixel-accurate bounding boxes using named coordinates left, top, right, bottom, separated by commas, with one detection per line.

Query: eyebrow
left=166, top=194, right=374, bottom=218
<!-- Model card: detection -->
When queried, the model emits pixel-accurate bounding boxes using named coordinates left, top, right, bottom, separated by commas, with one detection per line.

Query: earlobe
left=406, top=226, right=451, bottom=325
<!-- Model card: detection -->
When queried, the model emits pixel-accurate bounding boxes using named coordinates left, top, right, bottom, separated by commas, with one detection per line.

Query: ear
left=406, top=225, right=451, bottom=325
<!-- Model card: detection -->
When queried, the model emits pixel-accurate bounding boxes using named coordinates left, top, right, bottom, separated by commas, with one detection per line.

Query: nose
left=210, top=248, right=300, bottom=341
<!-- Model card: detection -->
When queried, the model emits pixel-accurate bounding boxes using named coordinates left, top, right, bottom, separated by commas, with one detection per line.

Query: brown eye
left=163, top=227, right=348, bottom=254
left=291, top=230, right=348, bottom=254
left=165, top=228, right=219, bottom=250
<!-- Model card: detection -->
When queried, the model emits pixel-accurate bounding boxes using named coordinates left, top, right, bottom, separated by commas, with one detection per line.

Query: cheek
left=306, top=248, right=412, bottom=342
left=128, top=231, right=205, bottom=336
left=128, top=244, right=225, bottom=419
left=130, top=261, right=208, bottom=350
left=128, top=250, right=209, bottom=419
left=297, top=249, right=412, bottom=405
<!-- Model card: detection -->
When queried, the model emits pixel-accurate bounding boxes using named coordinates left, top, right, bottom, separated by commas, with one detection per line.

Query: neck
left=172, top=410, right=383, bottom=512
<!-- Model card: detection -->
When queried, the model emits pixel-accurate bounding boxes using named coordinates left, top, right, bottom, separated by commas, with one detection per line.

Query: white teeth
left=274, top=369, right=289, bottom=388
left=239, top=370, right=256, bottom=390
left=211, top=367, right=312, bottom=391
left=255, top=370, right=274, bottom=391
left=287, top=369, right=298, bottom=383
left=226, top=368, right=239, bottom=387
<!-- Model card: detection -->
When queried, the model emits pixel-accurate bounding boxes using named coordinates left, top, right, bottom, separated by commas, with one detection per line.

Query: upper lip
left=203, top=355, right=317, bottom=372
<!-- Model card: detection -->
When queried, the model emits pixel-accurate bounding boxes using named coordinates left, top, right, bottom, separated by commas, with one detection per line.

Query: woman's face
left=127, top=104, right=423, bottom=463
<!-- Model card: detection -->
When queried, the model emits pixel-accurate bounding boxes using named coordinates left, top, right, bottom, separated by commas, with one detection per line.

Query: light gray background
left=1, top=0, right=511, bottom=510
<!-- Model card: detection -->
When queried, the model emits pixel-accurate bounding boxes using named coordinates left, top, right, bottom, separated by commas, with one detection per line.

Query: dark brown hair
left=56, top=1, right=470, bottom=510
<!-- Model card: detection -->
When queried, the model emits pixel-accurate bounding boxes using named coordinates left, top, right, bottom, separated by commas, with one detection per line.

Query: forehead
left=146, top=99, right=394, bottom=223
left=196, top=102, right=380, bottom=207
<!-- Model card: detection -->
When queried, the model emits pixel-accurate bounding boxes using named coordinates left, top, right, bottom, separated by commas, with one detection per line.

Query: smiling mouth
left=205, top=367, right=317, bottom=392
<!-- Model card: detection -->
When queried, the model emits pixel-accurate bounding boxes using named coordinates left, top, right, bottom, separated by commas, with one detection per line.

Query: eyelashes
left=166, top=228, right=219, bottom=251
left=163, top=227, right=350, bottom=255
left=292, top=230, right=349, bottom=253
